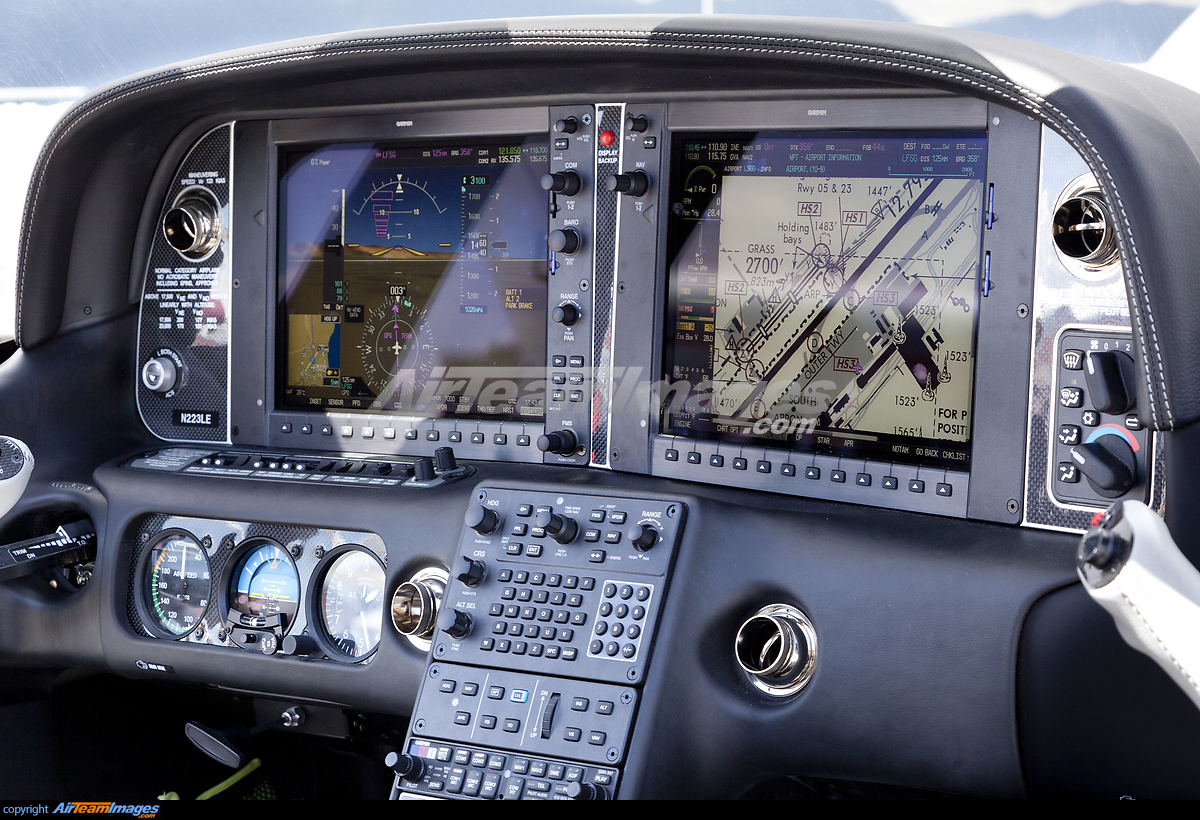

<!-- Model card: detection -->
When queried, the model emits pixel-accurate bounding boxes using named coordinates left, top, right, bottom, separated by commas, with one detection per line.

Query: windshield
left=1, top=0, right=1195, bottom=341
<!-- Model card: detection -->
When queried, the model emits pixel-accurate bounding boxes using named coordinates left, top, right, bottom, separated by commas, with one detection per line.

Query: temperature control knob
left=548, top=229, right=580, bottom=255
left=552, top=303, right=579, bottom=326
left=627, top=523, right=659, bottom=551
left=541, top=171, right=581, bottom=197
left=385, top=751, right=426, bottom=782
left=141, top=356, right=178, bottom=393
left=537, top=429, right=578, bottom=455
left=457, top=557, right=487, bottom=588
left=1084, top=350, right=1137, bottom=415
left=535, top=509, right=578, bottom=545
left=605, top=171, right=649, bottom=197
left=464, top=505, right=499, bottom=535
left=1071, top=434, right=1137, bottom=497
left=439, top=608, right=473, bottom=639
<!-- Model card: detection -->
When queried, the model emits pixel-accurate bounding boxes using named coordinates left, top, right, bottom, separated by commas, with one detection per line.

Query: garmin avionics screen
left=663, top=131, right=987, bottom=470
left=278, top=136, right=548, bottom=421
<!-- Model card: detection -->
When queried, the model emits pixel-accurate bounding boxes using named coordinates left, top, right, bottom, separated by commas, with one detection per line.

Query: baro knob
left=439, top=607, right=473, bottom=639
left=605, top=171, right=649, bottom=197
left=464, top=505, right=499, bottom=535
left=534, top=509, right=578, bottom=545
left=541, top=170, right=582, bottom=196
left=548, top=229, right=580, bottom=254
left=537, top=429, right=578, bottom=455
left=552, top=303, right=579, bottom=326
left=385, top=751, right=426, bottom=781
left=457, top=556, right=486, bottom=587
left=627, top=523, right=658, bottom=551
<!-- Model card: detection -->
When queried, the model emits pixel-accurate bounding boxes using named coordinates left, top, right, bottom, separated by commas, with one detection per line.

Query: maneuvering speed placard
left=663, top=131, right=987, bottom=469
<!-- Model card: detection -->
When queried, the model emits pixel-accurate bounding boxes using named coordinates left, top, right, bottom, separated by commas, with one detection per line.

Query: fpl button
left=1059, top=387, right=1084, bottom=408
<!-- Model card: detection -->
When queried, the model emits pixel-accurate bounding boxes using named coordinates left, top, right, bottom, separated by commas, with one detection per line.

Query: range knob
left=457, top=556, right=486, bottom=587
left=627, top=523, right=659, bottom=551
left=626, top=114, right=649, bottom=133
left=565, top=782, right=610, bottom=800
left=385, top=751, right=426, bottom=782
left=1071, top=433, right=1138, bottom=497
left=439, top=607, right=473, bottom=639
left=551, top=303, right=579, bottom=326
left=413, top=457, right=436, bottom=482
left=537, top=429, right=578, bottom=455
left=541, top=171, right=581, bottom=197
left=464, top=504, right=499, bottom=535
left=1084, top=350, right=1137, bottom=415
left=555, top=117, right=578, bottom=134
left=535, top=509, right=578, bottom=545
left=548, top=229, right=580, bottom=255
left=605, top=171, right=649, bottom=197
left=141, top=356, right=178, bottom=393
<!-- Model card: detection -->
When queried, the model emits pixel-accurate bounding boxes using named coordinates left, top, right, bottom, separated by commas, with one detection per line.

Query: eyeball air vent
left=391, top=566, right=449, bottom=652
left=1051, top=174, right=1120, bottom=278
left=735, top=603, right=817, bottom=697
left=162, top=185, right=222, bottom=261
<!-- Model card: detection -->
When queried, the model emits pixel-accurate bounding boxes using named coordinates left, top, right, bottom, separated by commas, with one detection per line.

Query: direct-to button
left=552, top=355, right=567, bottom=368
left=1059, top=387, right=1084, bottom=408
left=1058, top=425, right=1082, bottom=446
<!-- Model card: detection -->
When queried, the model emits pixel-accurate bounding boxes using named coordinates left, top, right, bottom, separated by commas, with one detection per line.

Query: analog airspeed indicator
left=137, top=530, right=212, bottom=639
left=309, top=546, right=386, bottom=662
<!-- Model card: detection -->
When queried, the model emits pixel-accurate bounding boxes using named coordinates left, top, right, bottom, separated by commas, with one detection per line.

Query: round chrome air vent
left=390, top=566, right=448, bottom=652
left=162, top=185, right=222, bottom=261
left=735, top=603, right=817, bottom=697
left=1051, top=174, right=1120, bottom=278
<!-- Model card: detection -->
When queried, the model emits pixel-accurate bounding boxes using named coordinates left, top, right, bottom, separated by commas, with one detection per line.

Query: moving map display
left=663, top=131, right=987, bottom=469
left=277, top=136, right=549, bottom=421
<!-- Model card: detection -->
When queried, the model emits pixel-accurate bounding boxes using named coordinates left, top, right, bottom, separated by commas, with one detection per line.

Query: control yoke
left=1078, top=501, right=1200, bottom=711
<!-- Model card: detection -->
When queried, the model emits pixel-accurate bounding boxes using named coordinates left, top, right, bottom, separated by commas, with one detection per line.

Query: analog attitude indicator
left=315, top=547, right=386, bottom=660
left=228, top=541, right=301, bottom=630
left=139, top=530, right=211, bottom=638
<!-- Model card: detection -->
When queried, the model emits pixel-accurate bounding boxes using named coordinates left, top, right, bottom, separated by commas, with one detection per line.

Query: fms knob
left=141, top=356, right=178, bottom=393
left=541, top=171, right=582, bottom=197
left=627, top=523, right=659, bottom=551
left=552, top=303, right=579, bottom=326
left=464, top=505, right=499, bottom=535
left=606, top=171, right=649, bottom=197
left=548, top=229, right=580, bottom=254
left=535, top=509, right=578, bottom=545
left=537, top=429, right=578, bottom=455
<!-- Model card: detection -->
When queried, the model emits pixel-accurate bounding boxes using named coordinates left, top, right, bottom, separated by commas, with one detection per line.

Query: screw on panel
left=606, top=748, right=620, bottom=762
left=580, top=279, right=589, bottom=291
left=1017, top=304, right=1029, bottom=318
left=289, top=544, right=303, bottom=558
left=141, top=533, right=149, bottom=542
left=435, top=644, right=446, bottom=657
left=620, top=691, right=634, bottom=705
left=83, top=306, right=91, bottom=315
left=415, top=719, right=426, bottom=732
left=314, top=546, right=325, bottom=560
left=429, top=665, right=440, bottom=678
left=233, top=279, right=241, bottom=289
left=1007, top=499, right=1020, bottom=514
left=612, top=450, right=620, bottom=462
left=666, top=504, right=679, bottom=518
left=476, top=490, right=487, bottom=503
left=617, top=281, right=626, bottom=293
left=626, top=667, right=639, bottom=682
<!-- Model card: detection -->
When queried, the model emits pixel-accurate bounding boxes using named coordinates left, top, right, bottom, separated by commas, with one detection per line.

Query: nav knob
left=541, top=170, right=582, bottom=197
left=385, top=751, right=426, bottom=782
left=537, top=429, right=578, bottom=455
left=606, top=171, right=649, bottom=197
left=457, top=556, right=487, bottom=587
left=626, top=114, right=649, bottom=133
left=565, top=782, right=610, bottom=800
left=1071, top=434, right=1138, bottom=497
left=548, top=229, right=580, bottom=255
left=627, top=523, right=659, bottom=551
left=535, top=509, right=578, bottom=545
left=141, top=356, right=178, bottom=393
left=555, top=117, right=578, bottom=134
left=552, top=303, right=579, bottom=326
left=439, top=607, right=473, bottom=639
left=1084, top=350, right=1137, bottom=415
left=465, top=505, right=499, bottom=535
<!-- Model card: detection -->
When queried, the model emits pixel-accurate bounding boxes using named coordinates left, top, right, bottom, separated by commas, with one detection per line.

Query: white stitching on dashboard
left=14, top=28, right=1172, bottom=426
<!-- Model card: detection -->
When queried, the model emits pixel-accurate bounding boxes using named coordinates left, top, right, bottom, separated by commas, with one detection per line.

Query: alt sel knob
left=439, top=608, right=473, bottom=639
left=548, top=229, right=580, bottom=255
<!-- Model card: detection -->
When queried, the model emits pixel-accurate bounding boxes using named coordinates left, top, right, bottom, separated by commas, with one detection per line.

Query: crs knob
left=548, top=229, right=580, bottom=255
left=535, top=509, right=578, bottom=545
left=457, top=556, right=487, bottom=588
left=439, top=608, right=473, bottom=639
left=541, top=171, right=582, bottom=197
left=537, top=429, right=578, bottom=455
left=464, top=505, right=499, bottom=535
left=141, top=356, right=178, bottom=393
left=627, top=523, right=659, bottom=551
left=551, top=303, right=579, bottom=326
left=605, top=171, right=649, bottom=197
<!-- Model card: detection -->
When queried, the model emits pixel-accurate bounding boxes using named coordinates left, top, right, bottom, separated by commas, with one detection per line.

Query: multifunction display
left=278, top=136, right=549, bottom=421
left=663, top=131, right=987, bottom=469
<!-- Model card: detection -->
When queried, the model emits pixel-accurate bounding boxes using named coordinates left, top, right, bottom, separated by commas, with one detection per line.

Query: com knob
left=535, top=509, right=578, bottom=545
left=548, top=229, right=580, bottom=255
left=464, top=505, right=499, bottom=535
left=1071, top=434, right=1138, bottom=497
left=552, top=303, right=579, bottom=327
left=605, top=171, right=649, bottom=197
left=627, top=523, right=658, bottom=551
left=141, top=356, right=178, bottom=393
left=541, top=170, right=581, bottom=196
left=537, top=429, right=577, bottom=455
left=385, top=752, right=426, bottom=782
left=456, top=556, right=487, bottom=588
left=439, top=608, right=473, bottom=640
left=1085, top=350, right=1137, bottom=415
